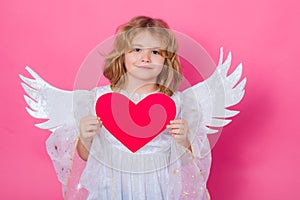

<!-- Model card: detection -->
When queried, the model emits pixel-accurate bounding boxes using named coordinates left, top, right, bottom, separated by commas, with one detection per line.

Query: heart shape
left=95, top=92, right=176, bottom=152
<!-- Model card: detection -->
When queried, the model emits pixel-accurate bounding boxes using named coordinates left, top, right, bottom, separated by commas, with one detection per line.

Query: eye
left=132, top=48, right=142, bottom=52
left=152, top=50, right=161, bottom=55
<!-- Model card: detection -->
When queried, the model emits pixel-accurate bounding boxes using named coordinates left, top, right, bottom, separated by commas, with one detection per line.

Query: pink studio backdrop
left=1, top=0, right=299, bottom=199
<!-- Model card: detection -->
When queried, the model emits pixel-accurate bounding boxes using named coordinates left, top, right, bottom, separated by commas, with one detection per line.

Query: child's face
left=124, top=31, right=165, bottom=84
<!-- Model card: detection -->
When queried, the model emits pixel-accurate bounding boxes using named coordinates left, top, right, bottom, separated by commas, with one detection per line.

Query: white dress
left=46, top=85, right=212, bottom=200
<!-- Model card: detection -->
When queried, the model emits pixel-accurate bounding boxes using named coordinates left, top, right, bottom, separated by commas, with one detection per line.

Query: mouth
left=136, top=65, right=154, bottom=69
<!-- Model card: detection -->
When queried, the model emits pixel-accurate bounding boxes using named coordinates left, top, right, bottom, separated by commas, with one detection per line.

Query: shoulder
left=95, top=85, right=112, bottom=98
left=170, top=92, right=183, bottom=116
left=73, top=85, right=112, bottom=103
left=170, top=91, right=182, bottom=104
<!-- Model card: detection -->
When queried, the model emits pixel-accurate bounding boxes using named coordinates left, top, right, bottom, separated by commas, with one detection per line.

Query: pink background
left=1, top=0, right=299, bottom=199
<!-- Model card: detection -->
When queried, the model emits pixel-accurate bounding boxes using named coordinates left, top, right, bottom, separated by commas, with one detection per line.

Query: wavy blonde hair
left=103, top=16, right=182, bottom=96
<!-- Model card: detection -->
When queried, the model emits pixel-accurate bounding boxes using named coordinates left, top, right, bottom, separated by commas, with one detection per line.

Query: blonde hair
left=103, top=16, right=182, bottom=96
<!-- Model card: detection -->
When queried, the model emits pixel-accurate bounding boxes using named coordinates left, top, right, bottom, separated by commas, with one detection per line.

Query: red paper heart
left=95, top=92, right=176, bottom=152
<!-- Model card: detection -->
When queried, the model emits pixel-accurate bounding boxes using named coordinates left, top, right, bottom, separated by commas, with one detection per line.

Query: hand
left=167, top=119, right=191, bottom=150
left=77, top=115, right=102, bottom=161
left=79, top=115, right=102, bottom=145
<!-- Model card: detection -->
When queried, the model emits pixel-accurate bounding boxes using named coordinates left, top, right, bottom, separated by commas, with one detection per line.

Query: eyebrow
left=131, top=44, right=162, bottom=49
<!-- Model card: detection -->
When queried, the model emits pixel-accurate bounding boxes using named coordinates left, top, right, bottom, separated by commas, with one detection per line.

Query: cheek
left=153, top=58, right=164, bottom=72
left=124, top=55, right=136, bottom=70
left=153, top=56, right=165, bottom=65
left=155, top=65, right=164, bottom=75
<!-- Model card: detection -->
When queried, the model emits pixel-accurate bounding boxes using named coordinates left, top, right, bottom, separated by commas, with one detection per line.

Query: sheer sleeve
left=176, top=92, right=212, bottom=199
left=45, top=88, right=98, bottom=197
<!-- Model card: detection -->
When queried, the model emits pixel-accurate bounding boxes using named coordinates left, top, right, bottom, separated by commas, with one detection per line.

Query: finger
left=167, top=124, right=184, bottom=129
left=80, top=123, right=100, bottom=132
left=83, top=115, right=98, bottom=120
left=85, top=124, right=100, bottom=132
left=172, top=134, right=183, bottom=138
left=169, top=129, right=184, bottom=135
left=170, top=119, right=185, bottom=124
left=97, top=117, right=102, bottom=124
left=85, top=118, right=101, bottom=125
left=83, top=116, right=100, bottom=123
left=85, top=129, right=98, bottom=134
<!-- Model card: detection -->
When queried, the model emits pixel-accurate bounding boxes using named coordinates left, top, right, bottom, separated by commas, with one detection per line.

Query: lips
left=136, top=65, right=154, bottom=69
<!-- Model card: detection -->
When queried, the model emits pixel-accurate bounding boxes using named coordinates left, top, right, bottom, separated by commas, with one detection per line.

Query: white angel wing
left=182, top=47, right=246, bottom=134
left=19, top=66, right=77, bottom=131
left=19, top=66, right=96, bottom=131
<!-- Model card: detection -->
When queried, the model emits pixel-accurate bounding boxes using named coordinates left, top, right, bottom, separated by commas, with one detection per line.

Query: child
left=21, top=15, right=246, bottom=200
left=77, top=16, right=210, bottom=199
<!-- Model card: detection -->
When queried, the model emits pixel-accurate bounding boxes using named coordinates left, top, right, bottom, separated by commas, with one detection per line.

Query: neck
left=122, top=78, right=158, bottom=94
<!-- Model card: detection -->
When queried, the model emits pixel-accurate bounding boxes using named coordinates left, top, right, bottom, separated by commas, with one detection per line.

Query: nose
left=140, top=50, right=151, bottom=63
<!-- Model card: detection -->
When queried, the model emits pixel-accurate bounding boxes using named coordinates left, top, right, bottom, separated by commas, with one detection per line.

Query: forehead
left=131, top=31, right=164, bottom=48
